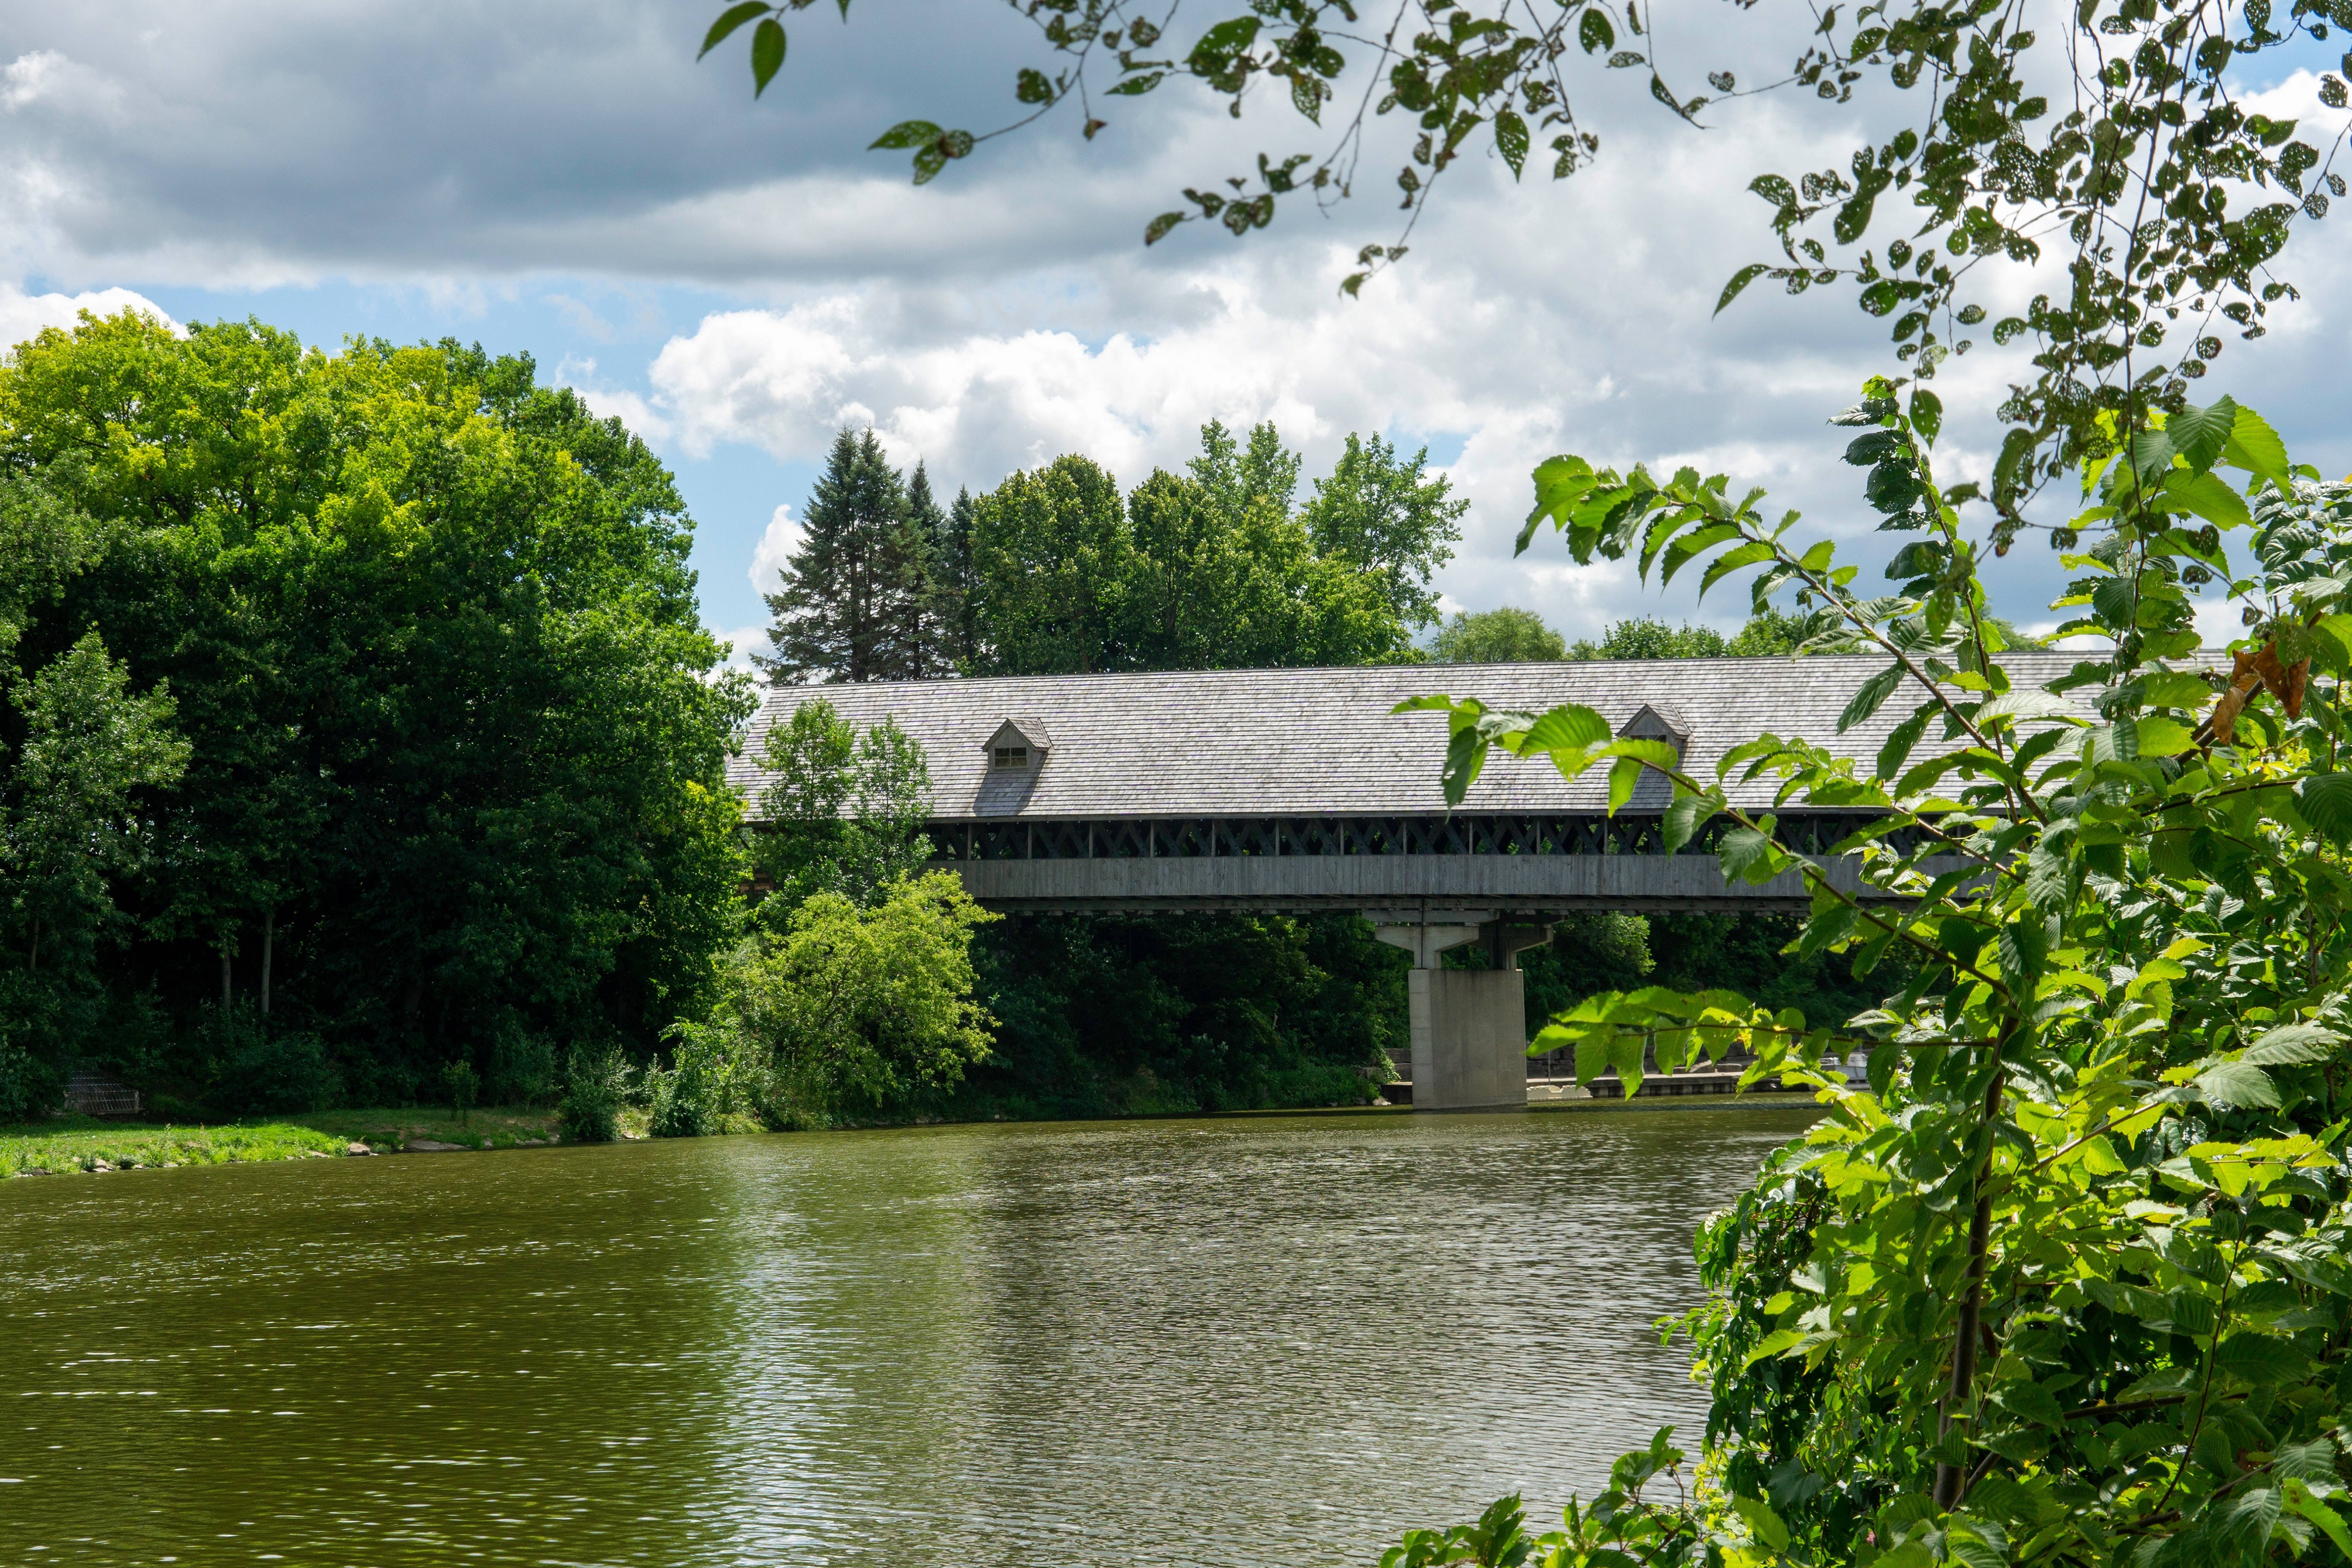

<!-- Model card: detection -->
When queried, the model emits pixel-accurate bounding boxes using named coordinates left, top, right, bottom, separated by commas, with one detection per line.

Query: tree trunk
left=221, top=944, right=233, bottom=1010
left=261, top=908, right=275, bottom=1018
left=1933, top=1061, right=2007, bottom=1509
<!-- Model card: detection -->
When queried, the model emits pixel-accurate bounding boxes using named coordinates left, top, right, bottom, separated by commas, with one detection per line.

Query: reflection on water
left=0, top=1105, right=1817, bottom=1566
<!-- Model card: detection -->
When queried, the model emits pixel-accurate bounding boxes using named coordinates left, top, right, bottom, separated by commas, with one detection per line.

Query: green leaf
left=2224, top=406, right=2292, bottom=489
left=870, top=119, right=944, bottom=150
left=1733, top=1496, right=1791, bottom=1551
left=1190, top=15, right=1262, bottom=56
left=1715, top=264, right=1770, bottom=316
left=1578, top=7, right=1615, bottom=53
left=701, top=1, right=772, bottom=58
left=1494, top=109, right=1528, bottom=179
left=2166, top=396, right=2240, bottom=473
left=1144, top=211, right=1185, bottom=245
left=2133, top=715, right=2195, bottom=755
left=2300, top=774, right=2352, bottom=844
left=1107, top=70, right=1168, bottom=97
left=1608, top=754, right=1645, bottom=813
left=2196, top=1059, right=2282, bottom=1110
left=750, top=17, right=787, bottom=95
left=1442, top=725, right=1489, bottom=807
left=1696, top=538, right=1776, bottom=599
left=2214, top=1332, right=2308, bottom=1385
left=1974, top=689, right=2079, bottom=727
left=2286, top=1488, right=2352, bottom=1563
left=1717, top=826, right=1781, bottom=884
left=1663, top=790, right=1723, bottom=854
left=1838, top=664, right=1905, bottom=733
left=1877, top=708, right=1930, bottom=779
left=1990, top=1378, right=2066, bottom=1426
left=1910, top=388, right=1943, bottom=446
left=2245, top=1022, right=2341, bottom=1064
left=2160, top=470, right=2254, bottom=530
left=1522, top=703, right=1611, bottom=753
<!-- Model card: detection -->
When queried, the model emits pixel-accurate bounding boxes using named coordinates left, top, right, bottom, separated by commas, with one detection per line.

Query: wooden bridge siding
left=943, top=851, right=1929, bottom=913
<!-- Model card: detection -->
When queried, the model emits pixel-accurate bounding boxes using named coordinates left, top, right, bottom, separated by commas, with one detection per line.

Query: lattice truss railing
left=925, top=814, right=1909, bottom=862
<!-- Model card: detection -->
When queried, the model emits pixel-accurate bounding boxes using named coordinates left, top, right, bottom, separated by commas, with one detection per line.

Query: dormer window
left=983, top=717, right=1051, bottom=772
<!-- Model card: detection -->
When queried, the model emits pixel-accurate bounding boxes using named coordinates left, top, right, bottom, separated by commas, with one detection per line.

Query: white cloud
left=0, top=280, right=174, bottom=357
left=748, top=504, right=798, bottom=601
left=714, top=623, right=771, bottom=677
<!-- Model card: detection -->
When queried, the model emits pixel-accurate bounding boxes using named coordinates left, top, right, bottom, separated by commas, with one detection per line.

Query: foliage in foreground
left=1389, top=387, right=2352, bottom=1568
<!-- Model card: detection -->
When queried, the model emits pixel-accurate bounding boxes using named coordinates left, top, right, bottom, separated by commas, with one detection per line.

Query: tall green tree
left=1299, top=432, right=1465, bottom=633
left=0, top=312, right=752, bottom=1110
left=760, top=428, right=928, bottom=684
left=754, top=698, right=933, bottom=908
left=1431, top=607, right=1567, bottom=663
left=968, top=454, right=1133, bottom=675
left=900, top=460, right=958, bottom=679
left=935, top=485, right=981, bottom=672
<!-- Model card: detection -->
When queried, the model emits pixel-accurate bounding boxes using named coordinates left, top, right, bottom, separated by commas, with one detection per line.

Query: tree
left=0, top=313, right=753, bottom=1109
left=760, top=428, right=929, bottom=684
left=1566, top=617, right=1730, bottom=661
left=968, top=454, right=1134, bottom=675
left=935, top=485, right=981, bottom=672
left=0, top=630, right=189, bottom=1118
left=754, top=698, right=933, bottom=908
left=720, top=871, right=997, bottom=1121
left=902, top=460, right=959, bottom=679
left=1431, top=607, right=1566, bottom=664
left=1299, top=432, right=1466, bottom=633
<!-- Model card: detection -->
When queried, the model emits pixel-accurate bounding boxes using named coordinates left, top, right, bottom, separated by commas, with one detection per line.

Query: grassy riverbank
left=0, top=1106, right=579, bottom=1178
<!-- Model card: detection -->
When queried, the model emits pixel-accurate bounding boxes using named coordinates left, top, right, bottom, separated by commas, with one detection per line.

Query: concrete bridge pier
left=1373, top=918, right=1552, bottom=1111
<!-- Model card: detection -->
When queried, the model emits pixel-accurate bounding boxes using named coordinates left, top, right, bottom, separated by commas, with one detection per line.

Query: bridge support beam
left=1374, top=921, right=1548, bottom=1112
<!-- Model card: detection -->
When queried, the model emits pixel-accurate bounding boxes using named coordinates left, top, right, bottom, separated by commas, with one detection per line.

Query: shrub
left=647, top=1023, right=730, bottom=1138
left=556, top=1045, right=630, bottom=1144
left=485, top=1020, right=556, bottom=1106
left=212, top=1016, right=341, bottom=1115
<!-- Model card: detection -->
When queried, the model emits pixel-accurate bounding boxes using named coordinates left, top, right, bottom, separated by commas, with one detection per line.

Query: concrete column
left=1374, top=922, right=1532, bottom=1112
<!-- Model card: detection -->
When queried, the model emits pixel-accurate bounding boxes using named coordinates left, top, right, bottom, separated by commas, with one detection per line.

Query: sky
left=3, top=0, right=2346, bottom=669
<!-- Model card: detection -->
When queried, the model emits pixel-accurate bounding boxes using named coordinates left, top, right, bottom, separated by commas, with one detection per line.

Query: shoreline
left=3, top=1088, right=1825, bottom=1180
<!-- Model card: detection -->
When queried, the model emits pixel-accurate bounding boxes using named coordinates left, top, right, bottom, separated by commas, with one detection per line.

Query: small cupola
left=985, top=717, right=1051, bottom=771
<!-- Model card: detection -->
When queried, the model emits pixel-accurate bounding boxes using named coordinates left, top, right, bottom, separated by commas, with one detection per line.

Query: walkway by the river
left=1, top=1106, right=1818, bottom=1567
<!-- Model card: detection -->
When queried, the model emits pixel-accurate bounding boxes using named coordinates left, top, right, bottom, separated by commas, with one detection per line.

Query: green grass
left=0, top=1105, right=570, bottom=1179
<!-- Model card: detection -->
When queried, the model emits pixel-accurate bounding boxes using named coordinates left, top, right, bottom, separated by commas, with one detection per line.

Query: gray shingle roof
left=729, top=653, right=2112, bottom=820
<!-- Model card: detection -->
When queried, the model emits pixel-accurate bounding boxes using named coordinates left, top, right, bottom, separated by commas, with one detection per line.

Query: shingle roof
left=729, top=653, right=2113, bottom=820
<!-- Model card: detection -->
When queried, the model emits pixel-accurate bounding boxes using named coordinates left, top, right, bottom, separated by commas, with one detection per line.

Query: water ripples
left=0, top=1105, right=1817, bottom=1566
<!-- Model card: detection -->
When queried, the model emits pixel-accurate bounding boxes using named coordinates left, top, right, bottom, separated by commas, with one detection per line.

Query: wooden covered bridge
left=733, top=654, right=2086, bottom=1109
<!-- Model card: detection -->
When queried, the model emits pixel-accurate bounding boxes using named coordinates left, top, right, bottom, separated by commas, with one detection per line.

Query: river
left=2, top=1104, right=1818, bottom=1566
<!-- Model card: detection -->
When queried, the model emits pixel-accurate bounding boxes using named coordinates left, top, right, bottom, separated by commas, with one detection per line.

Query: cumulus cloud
left=2, top=0, right=2344, bottom=642
left=0, top=281, right=174, bottom=356
left=748, top=504, right=799, bottom=602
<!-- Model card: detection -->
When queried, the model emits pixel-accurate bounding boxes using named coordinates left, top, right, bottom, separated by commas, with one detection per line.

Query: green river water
left=2, top=1104, right=1819, bottom=1566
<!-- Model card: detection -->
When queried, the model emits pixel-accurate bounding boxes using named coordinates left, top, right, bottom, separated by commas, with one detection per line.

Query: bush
left=485, top=1020, right=556, bottom=1106
left=212, top=1016, right=342, bottom=1114
left=647, top=1023, right=729, bottom=1138
left=556, top=1045, right=630, bottom=1144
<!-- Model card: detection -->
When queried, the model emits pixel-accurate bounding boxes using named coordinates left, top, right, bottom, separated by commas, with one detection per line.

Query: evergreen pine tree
left=901, top=461, right=956, bottom=679
left=758, top=429, right=924, bottom=684
left=936, top=485, right=981, bottom=671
